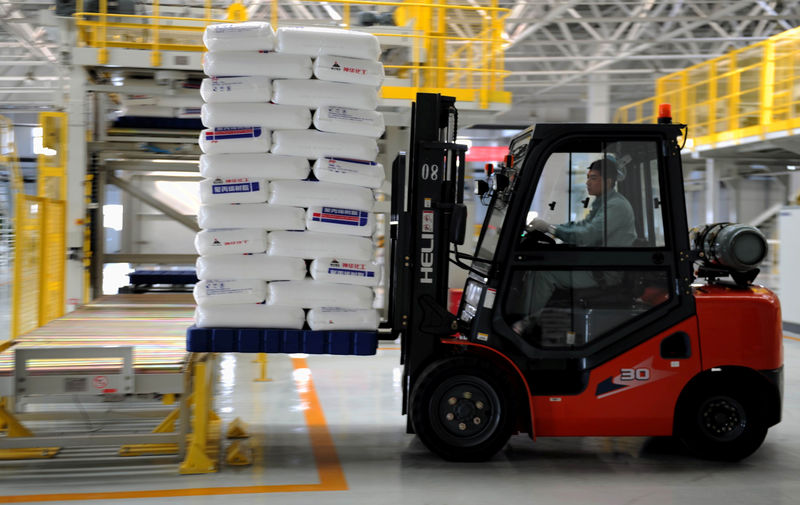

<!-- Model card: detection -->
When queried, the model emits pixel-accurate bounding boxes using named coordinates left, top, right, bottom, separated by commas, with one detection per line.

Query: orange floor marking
left=785, top=335, right=800, bottom=342
left=0, top=357, right=347, bottom=503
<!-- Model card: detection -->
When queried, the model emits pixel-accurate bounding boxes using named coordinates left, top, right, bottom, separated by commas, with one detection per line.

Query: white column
left=705, top=158, right=718, bottom=224
left=64, top=65, right=88, bottom=310
left=587, top=74, right=610, bottom=123
left=789, top=171, right=800, bottom=204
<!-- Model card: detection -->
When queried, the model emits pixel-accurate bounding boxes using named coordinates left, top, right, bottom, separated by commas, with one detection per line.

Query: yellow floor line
left=0, top=357, right=347, bottom=503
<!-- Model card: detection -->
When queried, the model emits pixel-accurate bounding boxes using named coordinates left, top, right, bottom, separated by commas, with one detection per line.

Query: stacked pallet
left=194, top=22, right=385, bottom=332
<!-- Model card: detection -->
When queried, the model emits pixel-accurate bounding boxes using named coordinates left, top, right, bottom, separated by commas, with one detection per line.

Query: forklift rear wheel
left=411, top=357, right=515, bottom=462
left=677, top=379, right=768, bottom=461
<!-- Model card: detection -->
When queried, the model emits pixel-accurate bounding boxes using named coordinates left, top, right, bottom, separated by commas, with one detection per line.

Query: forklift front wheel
left=676, top=378, right=768, bottom=461
left=410, top=357, right=515, bottom=462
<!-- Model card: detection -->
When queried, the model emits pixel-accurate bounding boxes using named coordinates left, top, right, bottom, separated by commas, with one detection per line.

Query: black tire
left=410, top=357, right=516, bottom=462
left=676, top=378, right=768, bottom=461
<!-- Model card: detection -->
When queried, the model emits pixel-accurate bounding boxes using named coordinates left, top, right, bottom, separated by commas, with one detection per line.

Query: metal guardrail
left=73, top=0, right=511, bottom=109
left=615, top=26, right=800, bottom=152
left=3, top=112, right=68, bottom=339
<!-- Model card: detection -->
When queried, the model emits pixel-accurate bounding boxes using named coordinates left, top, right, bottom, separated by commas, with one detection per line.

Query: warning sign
left=92, top=375, right=108, bottom=390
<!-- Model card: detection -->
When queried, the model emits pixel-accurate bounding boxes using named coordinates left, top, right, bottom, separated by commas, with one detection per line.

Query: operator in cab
left=513, top=157, right=636, bottom=337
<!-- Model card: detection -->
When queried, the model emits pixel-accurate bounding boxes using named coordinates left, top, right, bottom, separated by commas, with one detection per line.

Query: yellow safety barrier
left=3, top=111, right=68, bottom=339
left=73, top=0, right=511, bottom=109
left=615, top=26, right=800, bottom=151
left=13, top=196, right=44, bottom=338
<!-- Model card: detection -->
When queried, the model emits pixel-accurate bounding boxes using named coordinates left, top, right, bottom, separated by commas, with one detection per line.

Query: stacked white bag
left=195, top=22, right=385, bottom=332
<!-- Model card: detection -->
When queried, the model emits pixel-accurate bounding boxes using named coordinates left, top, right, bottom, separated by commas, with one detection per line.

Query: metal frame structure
left=0, top=345, right=220, bottom=473
left=69, top=0, right=512, bottom=111
left=616, top=26, right=800, bottom=153
left=0, top=1, right=798, bottom=117
left=389, top=93, right=467, bottom=417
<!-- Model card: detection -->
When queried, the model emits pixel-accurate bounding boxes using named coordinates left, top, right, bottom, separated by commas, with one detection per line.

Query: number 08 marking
left=421, top=163, right=439, bottom=181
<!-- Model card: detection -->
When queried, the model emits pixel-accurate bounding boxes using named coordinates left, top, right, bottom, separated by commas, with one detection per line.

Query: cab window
left=522, top=140, right=666, bottom=248
left=503, top=139, right=673, bottom=349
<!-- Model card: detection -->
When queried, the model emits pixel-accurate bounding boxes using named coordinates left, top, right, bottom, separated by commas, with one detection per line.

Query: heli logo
left=331, top=61, right=341, bottom=71
left=205, top=127, right=262, bottom=141
left=212, top=237, right=221, bottom=246
left=420, top=211, right=435, bottom=284
left=311, top=207, right=369, bottom=227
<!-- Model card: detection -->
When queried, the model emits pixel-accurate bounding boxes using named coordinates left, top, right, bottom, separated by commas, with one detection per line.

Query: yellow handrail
left=615, top=26, right=800, bottom=152
left=73, top=0, right=511, bottom=109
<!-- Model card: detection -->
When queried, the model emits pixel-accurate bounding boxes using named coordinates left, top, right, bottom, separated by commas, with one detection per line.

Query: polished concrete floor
left=1, top=332, right=799, bottom=504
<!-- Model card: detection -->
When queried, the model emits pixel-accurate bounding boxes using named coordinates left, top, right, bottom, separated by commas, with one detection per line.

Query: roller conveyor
left=0, top=294, right=194, bottom=396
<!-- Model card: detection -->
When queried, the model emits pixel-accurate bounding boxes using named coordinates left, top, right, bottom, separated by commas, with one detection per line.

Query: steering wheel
left=521, top=229, right=556, bottom=247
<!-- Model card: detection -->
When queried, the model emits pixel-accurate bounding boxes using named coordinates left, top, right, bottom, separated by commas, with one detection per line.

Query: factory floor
left=1, top=297, right=799, bottom=505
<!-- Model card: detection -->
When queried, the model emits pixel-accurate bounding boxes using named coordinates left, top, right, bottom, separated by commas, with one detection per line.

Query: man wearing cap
left=513, top=157, right=637, bottom=337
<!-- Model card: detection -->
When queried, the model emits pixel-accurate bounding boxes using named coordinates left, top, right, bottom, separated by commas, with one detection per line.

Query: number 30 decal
left=620, top=368, right=650, bottom=381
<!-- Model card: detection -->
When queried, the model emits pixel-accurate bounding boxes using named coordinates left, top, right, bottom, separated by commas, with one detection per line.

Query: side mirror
left=493, top=173, right=509, bottom=192
left=474, top=179, right=490, bottom=197
left=450, top=203, right=467, bottom=245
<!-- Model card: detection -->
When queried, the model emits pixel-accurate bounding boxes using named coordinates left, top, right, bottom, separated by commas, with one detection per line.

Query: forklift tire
left=410, top=357, right=515, bottom=462
left=676, top=378, right=768, bottom=461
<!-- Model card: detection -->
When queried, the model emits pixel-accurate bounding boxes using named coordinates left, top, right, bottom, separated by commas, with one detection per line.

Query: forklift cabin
left=393, top=94, right=782, bottom=463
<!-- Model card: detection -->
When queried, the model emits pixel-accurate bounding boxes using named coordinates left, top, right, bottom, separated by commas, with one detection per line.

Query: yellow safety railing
left=615, top=26, right=800, bottom=151
left=73, top=0, right=511, bottom=109
left=3, top=112, right=68, bottom=339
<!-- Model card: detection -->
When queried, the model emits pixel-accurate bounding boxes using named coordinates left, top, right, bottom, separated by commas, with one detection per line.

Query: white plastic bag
left=200, top=177, right=268, bottom=204
left=199, top=127, right=271, bottom=155
left=268, top=231, right=374, bottom=260
left=194, top=304, right=305, bottom=329
left=201, top=103, right=311, bottom=130
left=200, top=153, right=310, bottom=180
left=309, top=257, right=381, bottom=286
left=196, top=254, right=306, bottom=281
left=197, top=203, right=305, bottom=230
left=312, top=157, right=385, bottom=188
left=313, top=55, right=384, bottom=86
left=203, top=51, right=312, bottom=79
left=313, top=106, right=384, bottom=138
left=193, top=279, right=268, bottom=306
left=305, top=206, right=375, bottom=236
left=276, top=26, right=381, bottom=60
left=203, top=22, right=276, bottom=52
left=271, top=130, right=378, bottom=161
left=268, top=180, right=374, bottom=210
left=200, top=76, right=272, bottom=103
left=272, top=79, right=379, bottom=110
left=267, top=280, right=374, bottom=309
left=306, top=307, right=380, bottom=331
left=195, top=228, right=268, bottom=256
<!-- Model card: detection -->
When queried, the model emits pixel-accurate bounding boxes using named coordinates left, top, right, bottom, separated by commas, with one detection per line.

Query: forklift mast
left=390, top=93, right=467, bottom=414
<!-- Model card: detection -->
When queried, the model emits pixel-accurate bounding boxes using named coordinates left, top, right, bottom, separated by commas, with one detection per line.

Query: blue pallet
left=186, top=326, right=378, bottom=356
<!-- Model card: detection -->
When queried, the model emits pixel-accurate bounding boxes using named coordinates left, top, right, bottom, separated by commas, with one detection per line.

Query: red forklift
left=390, top=93, right=783, bottom=462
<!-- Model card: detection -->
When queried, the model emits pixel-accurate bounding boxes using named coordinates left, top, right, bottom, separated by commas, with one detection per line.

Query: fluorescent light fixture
left=788, top=165, right=797, bottom=171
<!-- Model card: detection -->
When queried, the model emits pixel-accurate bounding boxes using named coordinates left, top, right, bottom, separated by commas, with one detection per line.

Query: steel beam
left=104, top=253, right=199, bottom=264
left=107, top=173, right=200, bottom=233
